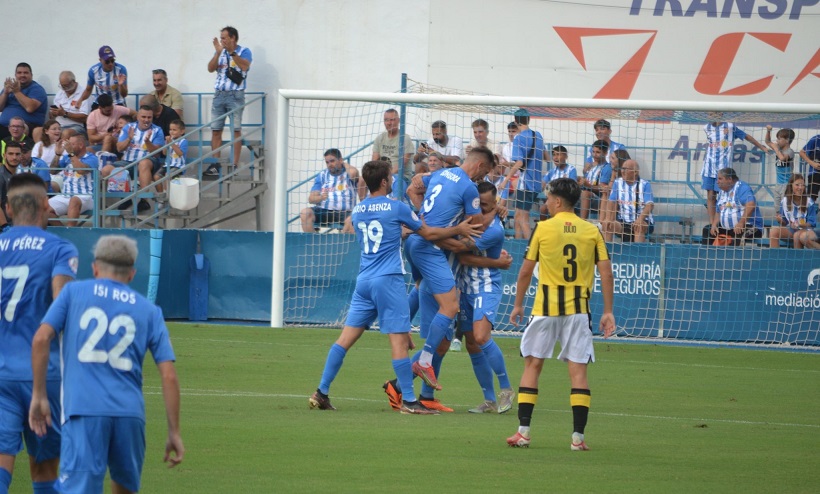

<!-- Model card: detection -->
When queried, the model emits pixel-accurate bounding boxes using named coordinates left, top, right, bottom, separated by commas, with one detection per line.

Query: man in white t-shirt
left=50, top=71, right=90, bottom=135
left=414, top=120, right=464, bottom=167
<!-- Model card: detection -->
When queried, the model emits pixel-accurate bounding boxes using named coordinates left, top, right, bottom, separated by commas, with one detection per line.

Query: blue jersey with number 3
left=420, top=167, right=480, bottom=228
left=42, top=278, right=175, bottom=422
left=352, top=196, right=422, bottom=279
left=0, top=226, right=78, bottom=381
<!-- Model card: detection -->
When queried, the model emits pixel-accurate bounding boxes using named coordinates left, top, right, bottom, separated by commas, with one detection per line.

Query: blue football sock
left=32, top=480, right=57, bottom=494
left=318, top=343, right=347, bottom=395
left=470, top=351, right=496, bottom=401
left=421, top=313, right=453, bottom=359
left=407, top=286, right=420, bottom=320
left=420, top=351, right=445, bottom=399
left=392, top=358, right=416, bottom=403
left=0, top=468, right=11, bottom=494
left=481, top=340, right=511, bottom=389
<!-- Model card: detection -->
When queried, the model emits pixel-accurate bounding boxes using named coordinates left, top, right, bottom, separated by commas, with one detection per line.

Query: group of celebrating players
left=309, top=131, right=616, bottom=450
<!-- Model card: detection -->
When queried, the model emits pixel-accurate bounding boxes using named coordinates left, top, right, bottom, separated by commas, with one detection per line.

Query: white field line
left=144, top=386, right=819, bottom=429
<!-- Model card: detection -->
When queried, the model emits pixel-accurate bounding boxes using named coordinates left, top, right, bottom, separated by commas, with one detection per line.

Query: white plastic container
left=169, top=178, right=200, bottom=210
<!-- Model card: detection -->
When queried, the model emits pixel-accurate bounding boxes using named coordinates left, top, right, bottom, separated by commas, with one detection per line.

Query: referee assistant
left=506, top=177, right=615, bottom=451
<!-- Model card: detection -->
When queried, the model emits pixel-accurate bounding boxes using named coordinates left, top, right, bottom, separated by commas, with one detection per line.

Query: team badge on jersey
left=69, top=257, right=79, bottom=274
left=472, top=197, right=480, bottom=209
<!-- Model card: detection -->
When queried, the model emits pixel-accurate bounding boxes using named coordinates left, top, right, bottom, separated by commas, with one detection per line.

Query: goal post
left=272, top=87, right=820, bottom=347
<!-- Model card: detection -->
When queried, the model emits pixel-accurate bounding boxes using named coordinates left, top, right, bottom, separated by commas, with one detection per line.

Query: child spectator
left=156, top=119, right=188, bottom=194
left=770, top=173, right=816, bottom=248
left=765, top=125, right=795, bottom=212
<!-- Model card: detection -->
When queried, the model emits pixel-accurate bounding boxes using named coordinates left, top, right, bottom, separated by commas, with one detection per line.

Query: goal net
left=272, top=81, right=820, bottom=348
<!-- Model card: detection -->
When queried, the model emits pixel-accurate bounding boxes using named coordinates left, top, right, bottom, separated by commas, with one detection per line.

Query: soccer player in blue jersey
left=308, top=160, right=481, bottom=414
left=458, top=182, right=516, bottom=413
left=0, top=173, right=78, bottom=494
left=700, top=119, right=767, bottom=226
left=29, top=235, right=183, bottom=494
left=403, top=147, right=495, bottom=396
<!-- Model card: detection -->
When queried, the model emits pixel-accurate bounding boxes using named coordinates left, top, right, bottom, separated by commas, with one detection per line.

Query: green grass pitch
left=10, top=323, right=820, bottom=493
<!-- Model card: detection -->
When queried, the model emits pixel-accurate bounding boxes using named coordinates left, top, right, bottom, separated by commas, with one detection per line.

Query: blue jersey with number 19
left=352, top=196, right=422, bottom=279
left=0, top=226, right=78, bottom=381
left=41, top=278, right=176, bottom=423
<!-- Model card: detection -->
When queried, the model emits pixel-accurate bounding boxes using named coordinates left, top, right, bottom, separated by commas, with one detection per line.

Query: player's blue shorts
left=345, top=275, right=411, bottom=333
left=701, top=176, right=718, bottom=192
left=403, top=234, right=455, bottom=295
left=458, top=291, right=501, bottom=332
left=57, top=416, right=145, bottom=494
left=0, top=379, right=61, bottom=462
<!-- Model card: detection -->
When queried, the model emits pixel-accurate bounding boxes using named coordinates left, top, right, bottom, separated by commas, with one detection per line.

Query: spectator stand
left=44, top=92, right=267, bottom=229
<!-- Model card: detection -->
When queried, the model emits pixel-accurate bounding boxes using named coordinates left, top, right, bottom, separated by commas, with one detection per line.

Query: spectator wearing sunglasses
left=74, top=45, right=129, bottom=109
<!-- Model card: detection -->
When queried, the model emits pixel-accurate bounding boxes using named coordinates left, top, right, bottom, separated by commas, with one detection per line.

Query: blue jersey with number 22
left=42, top=278, right=175, bottom=423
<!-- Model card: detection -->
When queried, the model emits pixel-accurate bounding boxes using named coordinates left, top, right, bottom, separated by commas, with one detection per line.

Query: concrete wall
left=6, top=0, right=818, bottom=231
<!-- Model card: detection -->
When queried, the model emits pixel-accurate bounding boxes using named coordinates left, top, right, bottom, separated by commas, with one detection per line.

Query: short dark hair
left=545, top=177, right=581, bottom=206
left=468, top=146, right=495, bottom=170
left=594, top=119, right=611, bottom=130
left=592, top=139, right=610, bottom=153
left=7, top=173, right=47, bottom=223
left=777, top=128, right=795, bottom=143
left=477, top=181, right=497, bottom=197
left=507, top=122, right=518, bottom=130
left=384, top=108, right=398, bottom=115
left=222, top=26, right=239, bottom=41
left=431, top=120, right=447, bottom=130
left=96, top=94, right=113, bottom=107
left=119, top=114, right=134, bottom=124
left=4, top=141, right=22, bottom=153
left=552, top=145, right=568, bottom=153
left=170, top=119, right=185, bottom=130
left=15, top=62, right=32, bottom=73
left=718, top=167, right=738, bottom=180
left=472, top=118, right=489, bottom=130
left=324, top=148, right=342, bottom=160
left=138, top=105, right=153, bottom=113
left=362, top=160, right=391, bottom=193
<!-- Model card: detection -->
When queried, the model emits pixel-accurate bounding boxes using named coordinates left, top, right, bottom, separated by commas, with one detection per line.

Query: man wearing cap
left=0, top=63, right=48, bottom=141
left=86, top=94, right=133, bottom=150
left=75, top=46, right=129, bottom=109
left=206, top=26, right=252, bottom=177
left=498, top=110, right=546, bottom=239
left=149, top=69, right=184, bottom=119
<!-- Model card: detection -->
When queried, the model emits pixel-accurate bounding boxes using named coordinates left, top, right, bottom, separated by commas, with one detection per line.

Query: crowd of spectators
left=302, top=109, right=819, bottom=250
left=0, top=25, right=252, bottom=227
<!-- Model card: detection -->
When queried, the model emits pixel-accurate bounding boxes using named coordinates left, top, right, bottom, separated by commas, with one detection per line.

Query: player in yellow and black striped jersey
left=506, top=177, right=615, bottom=451
left=525, top=186, right=610, bottom=318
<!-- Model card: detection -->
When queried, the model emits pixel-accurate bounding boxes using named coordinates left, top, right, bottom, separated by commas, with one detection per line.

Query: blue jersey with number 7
left=0, top=226, right=77, bottom=381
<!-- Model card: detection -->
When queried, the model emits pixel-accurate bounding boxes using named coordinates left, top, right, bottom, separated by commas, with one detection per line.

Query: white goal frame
left=271, top=89, right=820, bottom=328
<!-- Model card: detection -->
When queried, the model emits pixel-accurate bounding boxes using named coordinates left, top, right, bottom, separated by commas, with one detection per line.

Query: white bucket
left=169, top=178, right=200, bottom=211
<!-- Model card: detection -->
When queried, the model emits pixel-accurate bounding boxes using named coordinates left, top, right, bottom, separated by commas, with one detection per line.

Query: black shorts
left=617, top=221, right=655, bottom=242
left=313, top=207, right=350, bottom=226
left=510, top=190, right=539, bottom=211
left=807, top=173, right=820, bottom=201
